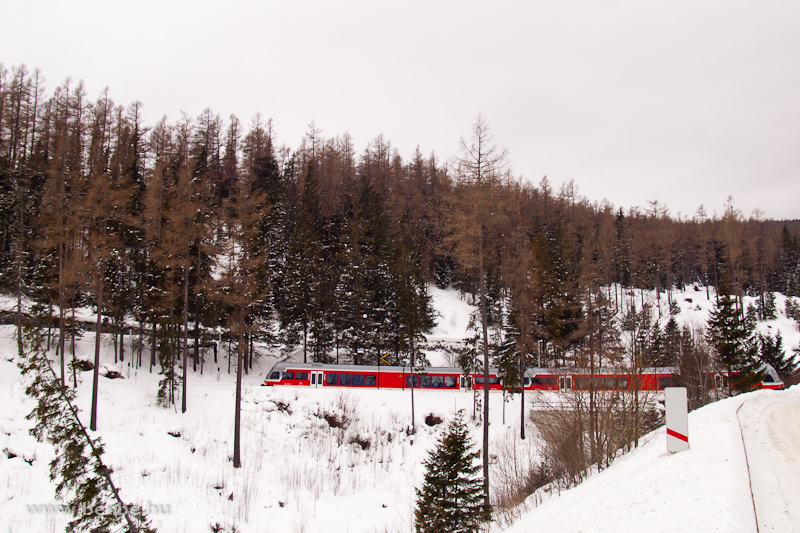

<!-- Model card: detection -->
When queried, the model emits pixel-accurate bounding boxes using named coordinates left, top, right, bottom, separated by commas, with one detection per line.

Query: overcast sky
left=3, top=0, right=799, bottom=220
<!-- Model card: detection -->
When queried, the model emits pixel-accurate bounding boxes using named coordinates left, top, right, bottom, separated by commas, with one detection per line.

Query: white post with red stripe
left=665, top=387, right=689, bottom=452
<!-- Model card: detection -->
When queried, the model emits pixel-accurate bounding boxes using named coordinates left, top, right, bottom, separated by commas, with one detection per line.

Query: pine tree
left=391, top=208, right=436, bottom=432
left=447, top=115, right=509, bottom=510
left=279, top=159, right=324, bottom=363
left=415, top=410, right=490, bottom=533
left=212, top=161, right=270, bottom=468
left=758, top=331, right=799, bottom=377
left=19, top=327, right=155, bottom=533
left=707, top=278, right=763, bottom=393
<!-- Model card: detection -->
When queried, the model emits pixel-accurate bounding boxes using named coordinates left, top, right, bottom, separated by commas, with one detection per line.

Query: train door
left=310, top=371, right=324, bottom=388
left=559, top=376, right=572, bottom=390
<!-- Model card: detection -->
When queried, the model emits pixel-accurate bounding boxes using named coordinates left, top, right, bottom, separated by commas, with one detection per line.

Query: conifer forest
left=4, top=61, right=800, bottom=532
left=2, top=63, right=799, bottom=376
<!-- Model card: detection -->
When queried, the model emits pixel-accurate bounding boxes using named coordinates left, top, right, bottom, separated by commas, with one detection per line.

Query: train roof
left=524, top=366, right=679, bottom=376
left=266, top=361, right=497, bottom=374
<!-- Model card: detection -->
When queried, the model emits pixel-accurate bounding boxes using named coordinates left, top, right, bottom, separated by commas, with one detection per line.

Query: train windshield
left=269, top=372, right=280, bottom=380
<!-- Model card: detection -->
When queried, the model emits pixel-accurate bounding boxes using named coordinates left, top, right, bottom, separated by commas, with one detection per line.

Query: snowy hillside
left=1, top=285, right=799, bottom=532
left=0, top=322, right=536, bottom=533
left=505, top=386, right=800, bottom=533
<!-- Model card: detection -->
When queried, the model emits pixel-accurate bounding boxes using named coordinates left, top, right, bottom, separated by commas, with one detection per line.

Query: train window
left=618, top=378, right=629, bottom=389
left=340, top=374, right=351, bottom=386
left=575, top=377, right=588, bottom=390
left=282, top=372, right=294, bottom=380
left=445, top=376, right=458, bottom=388
left=658, top=377, right=672, bottom=389
left=365, top=375, right=376, bottom=386
left=296, top=372, right=308, bottom=380
left=311, top=373, right=316, bottom=385
left=269, top=372, right=280, bottom=380
left=474, top=376, right=484, bottom=385
left=352, top=374, right=364, bottom=386
left=432, top=376, right=444, bottom=388
left=489, top=377, right=501, bottom=385
left=326, top=374, right=338, bottom=385
left=421, top=376, right=432, bottom=388
left=763, top=374, right=775, bottom=383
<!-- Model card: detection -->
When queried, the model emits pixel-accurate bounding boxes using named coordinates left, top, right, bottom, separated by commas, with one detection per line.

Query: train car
left=522, top=368, right=560, bottom=391
left=565, top=368, right=676, bottom=392
left=757, top=363, right=784, bottom=390
left=262, top=361, right=503, bottom=391
left=264, top=362, right=783, bottom=393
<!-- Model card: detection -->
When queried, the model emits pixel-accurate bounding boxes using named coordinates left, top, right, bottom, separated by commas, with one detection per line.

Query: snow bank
left=507, top=387, right=800, bottom=533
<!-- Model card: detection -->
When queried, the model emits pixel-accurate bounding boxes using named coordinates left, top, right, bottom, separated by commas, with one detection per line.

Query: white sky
left=3, top=0, right=799, bottom=220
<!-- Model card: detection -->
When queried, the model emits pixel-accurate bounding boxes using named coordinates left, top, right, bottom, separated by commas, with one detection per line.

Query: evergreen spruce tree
left=19, top=327, right=155, bottom=533
left=758, top=331, right=799, bottom=378
left=707, top=278, right=763, bottom=393
left=415, top=410, right=490, bottom=533
left=279, top=160, right=324, bottom=363
left=155, top=321, right=182, bottom=408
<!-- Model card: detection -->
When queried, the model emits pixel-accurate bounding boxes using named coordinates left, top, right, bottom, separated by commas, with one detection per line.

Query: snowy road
left=738, top=394, right=800, bottom=533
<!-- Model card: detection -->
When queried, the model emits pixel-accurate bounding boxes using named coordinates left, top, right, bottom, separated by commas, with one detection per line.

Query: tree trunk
left=90, top=270, right=104, bottom=431
left=58, top=241, right=66, bottom=386
left=72, top=307, right=78, bottom=388
left=182, top=259, right=190, bottom=414
left=478, top=230, right=491, bottom=512
left=520, top=354, right=526, bottom=440
left=410, top=333, right=416, bottom=434
left=151, top=319, right=157, bottom=372
left=233, top=320, right=244, bottom=468
left=194, top=250, right=202, bottom=372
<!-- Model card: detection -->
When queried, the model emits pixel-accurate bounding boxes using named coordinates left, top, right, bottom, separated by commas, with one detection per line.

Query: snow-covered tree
left=707, top=279, right=763, bottom=393
left=19, top=328, right=155, bottom=533
left=758, top=331, right=799, bottom=378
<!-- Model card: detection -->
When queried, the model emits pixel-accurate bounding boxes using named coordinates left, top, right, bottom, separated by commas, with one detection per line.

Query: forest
left=5, top=62, right=800, bottom=531
left=2, top=62, right=800, bottom=391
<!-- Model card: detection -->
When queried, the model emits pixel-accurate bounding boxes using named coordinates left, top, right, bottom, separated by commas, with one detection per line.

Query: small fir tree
left=156, top=323, right=183, bottom=409
left=755, top=292, right=777, bottom=321
left=415, top=410, right=490, bottom=533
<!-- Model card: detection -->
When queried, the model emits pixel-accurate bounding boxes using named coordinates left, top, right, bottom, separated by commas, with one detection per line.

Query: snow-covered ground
left=1, top=285, right=799, bottom=532
left=0, top=323, right=536, bottom=533
left=505, top=386, right=800, bottom=533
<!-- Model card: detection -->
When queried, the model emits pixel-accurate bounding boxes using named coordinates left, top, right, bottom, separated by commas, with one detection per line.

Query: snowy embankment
left=1, top=285, right=799, bottom=532
left=506, top=386, right=800, bottom=533
left=0, top=322, right=536, bottom=533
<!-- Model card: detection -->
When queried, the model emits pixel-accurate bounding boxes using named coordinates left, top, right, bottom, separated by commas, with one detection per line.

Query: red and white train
left=263, top=361, right=784, bottom=392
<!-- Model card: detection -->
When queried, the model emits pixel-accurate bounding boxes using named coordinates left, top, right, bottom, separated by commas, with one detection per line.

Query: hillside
left=1, top=286, right=799, bottom=532
left=505, top=386, right=800, bottom=533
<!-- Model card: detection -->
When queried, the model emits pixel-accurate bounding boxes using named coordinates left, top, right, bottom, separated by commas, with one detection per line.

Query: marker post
left=665, top=387, right=689, bottom=452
